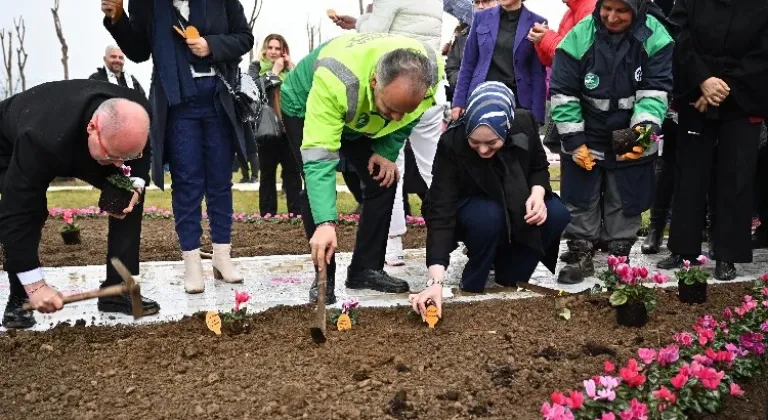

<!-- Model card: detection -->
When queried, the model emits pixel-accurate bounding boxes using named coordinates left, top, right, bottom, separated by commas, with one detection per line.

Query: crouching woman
left=409, top=82, right=571, bottom=316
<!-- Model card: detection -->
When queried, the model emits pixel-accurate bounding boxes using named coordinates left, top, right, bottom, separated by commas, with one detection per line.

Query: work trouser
left=257, top=133, right=302, bottom=216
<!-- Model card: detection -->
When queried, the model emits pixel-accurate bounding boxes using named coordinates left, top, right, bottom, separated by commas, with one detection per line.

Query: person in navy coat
left=451, top=0, right=548, bottom=125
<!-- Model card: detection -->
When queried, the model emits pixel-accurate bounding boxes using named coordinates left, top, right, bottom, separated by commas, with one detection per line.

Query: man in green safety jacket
left=280, top=32, right=444, bottom=304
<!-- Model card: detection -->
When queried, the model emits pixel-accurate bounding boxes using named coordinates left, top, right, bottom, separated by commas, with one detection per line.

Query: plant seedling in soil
left=329, top=298, right=360, bottom=331
left=215, top=290, right=252, bottom=335
left=406, top=299, right=440, bottom=328
left=59, top=210, right=81, bottom=245
left=99, top=165, right=135, bottom=214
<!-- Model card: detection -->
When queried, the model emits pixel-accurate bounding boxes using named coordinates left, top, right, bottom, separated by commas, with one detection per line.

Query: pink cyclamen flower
left=673, top=332, right=694, bottom=347
left=565, top=391, right=584, bottom=410
left=657, top=345, right=680, bottom=366
left=652, top=386, right=677, bottom=404
left=600, top=414, right=616, bottom=420
left=730, top=383, right=745, bottom=397
left=761, top=321, right=768, bottom=333
left=694, top=367, right=725, bottom=390
left=599, top=376, right=620, bottom=390
left=638, top=348, right=656, bottom=365
left=540, top=403, right=575, bottom=420
left=120, top=164, right=131, bottom=176
left=607, top=255, right=620, bottom=267
left=761, top=273, right=768, bottom=282
left=633, top=266, right=649, bottom=279
left=698, top=315, right=717, bottom=329
left=234, top=290, right=251, bottom=311
left=614, top=263, right=632, bottom=279
left=652, top=271, right=668, bottom=284
left=696, top=255, right=708, bottom=264
left=596, top=388, right=616, bottom=402
left=604, top=360, right=616, bottom=373
left=583, top=379, right=597, bottom=399
left=670, top=372, right=688, bottom=389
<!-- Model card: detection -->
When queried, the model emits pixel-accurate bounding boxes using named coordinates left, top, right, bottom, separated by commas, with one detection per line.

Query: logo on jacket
left=355, top=113, right=370, bottom=129
left=584, top=73, right=600, bottom=90
left=635, top=67, right=643, bottom=82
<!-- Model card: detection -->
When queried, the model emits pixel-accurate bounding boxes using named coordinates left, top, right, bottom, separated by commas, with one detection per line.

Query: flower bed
left=47, top=206, right=427, bottom=227
left=542, top=276, right=768, bottom=420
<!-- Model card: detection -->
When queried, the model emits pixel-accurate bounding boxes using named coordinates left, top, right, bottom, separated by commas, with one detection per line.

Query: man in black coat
left=89, top=44, right=147, bottom=97
left=0, top=80, right=160, bottom=329
left=658, top=0, right=768, bottom=280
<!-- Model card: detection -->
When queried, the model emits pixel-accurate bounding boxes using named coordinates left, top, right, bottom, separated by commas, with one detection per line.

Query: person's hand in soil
left=109, top=190, right=141, bottom=219
left=524, top=186, right=547, bottom=226
left=408, top=265, right=444, bottom=321
left=368, top=153, right=399, bottom=187
left=24, top=280, right=64, bottom=313
left=700, top=77, right=730, bottom=106
left=310, top=223, right=337, bottom=266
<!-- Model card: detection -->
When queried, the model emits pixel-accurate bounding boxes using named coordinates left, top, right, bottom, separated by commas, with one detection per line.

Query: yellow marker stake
left=425, top=306, right=439, bottom=329
left=337, top=313, right=352, bottom=331
left=206, top=311, right=222, bottom=335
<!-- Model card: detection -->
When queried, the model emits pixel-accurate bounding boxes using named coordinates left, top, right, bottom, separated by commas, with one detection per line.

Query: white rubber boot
left=385, top=235, right=405, bottom=266
left=212, top=243, right=244, bottom=283
left=182, top=249, right=205, bottom=294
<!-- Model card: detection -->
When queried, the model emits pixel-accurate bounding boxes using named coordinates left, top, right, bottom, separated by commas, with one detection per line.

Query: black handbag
left=215, top=67, right=261, bottom=124
left=254, top=77, right=283, bottom=139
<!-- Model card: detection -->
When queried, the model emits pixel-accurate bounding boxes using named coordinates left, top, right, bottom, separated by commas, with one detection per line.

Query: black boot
left=2, top=295, right=36, bottom=329
left=557, top=240, right=594, bottom=285
left=714, top=261, right=737, bottom=281
left=608, top=240, right=634, bottom=264
left=643, top=157, right=672, bottom=254
left=656, top=254, right=703, bottom=270
left=309, top=270, right=337, bottom=305
left=560, top=240, right=589, bottom=264
left=97, top=292, right=160, bottom=316
left=752, top=225, right=768, bottom=249
left=346, top=268, right=410, bottom=293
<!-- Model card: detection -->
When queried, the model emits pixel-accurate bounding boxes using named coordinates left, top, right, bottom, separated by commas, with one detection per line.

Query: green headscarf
left=259, top=56, right=289, bottom=80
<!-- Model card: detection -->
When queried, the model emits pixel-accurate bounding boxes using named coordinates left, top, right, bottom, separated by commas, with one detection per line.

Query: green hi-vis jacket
left=280, top=33, right=445, bottom=224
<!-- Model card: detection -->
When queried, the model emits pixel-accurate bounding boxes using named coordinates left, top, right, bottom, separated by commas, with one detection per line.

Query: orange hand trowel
left=173, top=25, right=200, bottom=39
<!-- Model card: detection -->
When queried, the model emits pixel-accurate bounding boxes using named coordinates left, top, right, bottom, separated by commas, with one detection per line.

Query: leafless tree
left=306, top=17, right=322, bottom=52
left=51, top=0, right=69, bottom=80
left=14, top=16, right=27, bottom=92
left=247, top=0, right=264, bottom=63
left=359, top=0, right=365, bottom=15
left=0, top=29, right=12, bottom=97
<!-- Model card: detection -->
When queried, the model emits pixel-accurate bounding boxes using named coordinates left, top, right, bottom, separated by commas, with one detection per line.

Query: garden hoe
left=22, top=257, right=144, bottom=319
left=309, top=261, right=328, bottom=344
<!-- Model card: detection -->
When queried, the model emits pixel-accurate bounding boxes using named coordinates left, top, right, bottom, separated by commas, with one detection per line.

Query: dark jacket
left=445, top=27, right=469, bottom=90
left=425, top=108, right=560, bottom=273
left=104, top=0, right=254, bottom=189
left=550, top=0, right=674, bottom=163
left=88, top=67, right=147, bottom=98
left=0, top=80, right=151, bottom=274
left=669, top=0, right=768, bottom=118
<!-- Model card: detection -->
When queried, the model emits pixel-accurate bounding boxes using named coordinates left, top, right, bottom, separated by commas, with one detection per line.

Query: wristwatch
left=426, top=277, right=444, bottom=287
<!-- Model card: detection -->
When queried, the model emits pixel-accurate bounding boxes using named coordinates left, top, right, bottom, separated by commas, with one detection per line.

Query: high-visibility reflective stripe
left=582, top=95, right=610, bottom=111
left=419, top=41, right=440, bottom=88
left=631, top=112, right=662, bottom=127
left=556, top=121, right=585, bottom=134
left=550, top=94, right=579, bottom=108
left=618, top=96, right=635, bottom=110
left=314, top=58, right=360, bottom=124
left=636, top=90, right=668, bottom=104
left=301, top=148, right=340, bottom=163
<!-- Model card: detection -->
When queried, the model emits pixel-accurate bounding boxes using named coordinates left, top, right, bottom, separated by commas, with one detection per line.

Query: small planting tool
left=309, top=261, right=328, bottom=344
left=22, top=257, right=144, bottom=319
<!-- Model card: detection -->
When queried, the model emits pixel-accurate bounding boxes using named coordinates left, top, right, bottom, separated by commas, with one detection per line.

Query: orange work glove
left=619, top=145, right=644, bottom=160
left=572, top=144, right=596, bottom=171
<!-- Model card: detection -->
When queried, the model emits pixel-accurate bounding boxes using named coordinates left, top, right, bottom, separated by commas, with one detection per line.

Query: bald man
left=0, top=79, right=160, bottom=329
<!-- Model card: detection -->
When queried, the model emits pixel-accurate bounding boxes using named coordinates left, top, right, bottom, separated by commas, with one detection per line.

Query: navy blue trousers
left=458, top=196, right=571, bottom=292
left=166, top=77, right=235, bottom=251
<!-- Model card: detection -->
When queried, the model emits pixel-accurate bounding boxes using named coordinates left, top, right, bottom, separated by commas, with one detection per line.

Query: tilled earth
left=1, top=283, right=764, bottom=420
left=40, top=218, right=427, bottom=267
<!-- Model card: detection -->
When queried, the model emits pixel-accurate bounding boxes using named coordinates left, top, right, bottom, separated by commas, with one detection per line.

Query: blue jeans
left=458, top=196, right=571, bottom=292
left=166, top=77, right=235, bottom=251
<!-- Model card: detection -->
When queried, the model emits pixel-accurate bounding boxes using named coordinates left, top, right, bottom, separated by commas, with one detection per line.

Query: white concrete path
left=2, top=241, right=766, bottom=333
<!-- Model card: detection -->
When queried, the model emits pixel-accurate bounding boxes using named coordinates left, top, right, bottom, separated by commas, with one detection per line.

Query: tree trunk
left=0, top=30, right=13, bottom=97
left=51, top=0, right=69, bottom=80
left=14, top=16, right=27, bottom=92
left=359, top=0, right=364, bottom=15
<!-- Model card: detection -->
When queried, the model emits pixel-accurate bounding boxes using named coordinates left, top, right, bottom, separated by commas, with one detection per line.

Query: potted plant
left=59, top=210, right=81, bottom=245
left=598, top=255, right=668, bottom=328
left=676, top=255, right=710, bottom=304
left=611, top=124, right=661, bottom=156
left=221, top=290, right=252, bottom=335
left=98, top=165, right=135, bottom=214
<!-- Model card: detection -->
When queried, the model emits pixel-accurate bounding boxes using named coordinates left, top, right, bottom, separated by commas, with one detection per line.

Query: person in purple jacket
left=450, top=0, right=548, bottom=126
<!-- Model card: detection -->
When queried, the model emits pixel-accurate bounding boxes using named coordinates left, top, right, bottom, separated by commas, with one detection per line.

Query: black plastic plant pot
left=615, top=301, right=648, bottom=328
left=60, top=230, right=81, bottom=245
left=679, top=280, right=707, bottom=304
left=611, top=128, right=638, bottom=155
left=98, top=183, right=134, bottom=214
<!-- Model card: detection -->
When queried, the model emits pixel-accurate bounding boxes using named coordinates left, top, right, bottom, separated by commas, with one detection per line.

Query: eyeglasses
left=474, top=0, right=496, bottom=6
left=95, top=126, right=143, bottom=162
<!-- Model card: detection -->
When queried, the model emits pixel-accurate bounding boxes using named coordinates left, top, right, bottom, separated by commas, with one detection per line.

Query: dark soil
left=40, top=218, right=427, bottom=267
left=1, top=283, right=764, bottom=419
